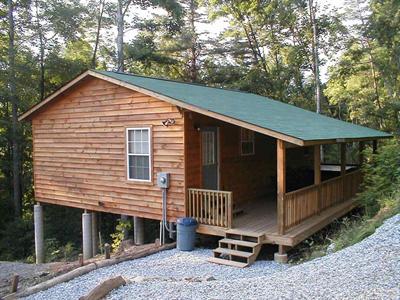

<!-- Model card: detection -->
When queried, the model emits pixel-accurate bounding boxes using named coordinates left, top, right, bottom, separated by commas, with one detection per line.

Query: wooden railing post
left=187, top=188, right=233, bottom=228
left=227, top=192, right=233, bottom=229
left=314, top=145, right=321, bottom=212
left=277, top=140, right=286, bottom=235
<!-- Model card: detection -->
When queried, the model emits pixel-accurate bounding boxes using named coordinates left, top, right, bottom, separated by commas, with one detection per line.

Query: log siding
left=32, top=77, right=185, bottom=221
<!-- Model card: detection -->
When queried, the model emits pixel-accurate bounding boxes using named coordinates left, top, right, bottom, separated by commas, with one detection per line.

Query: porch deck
left=197, top=197, right=356, bottom=247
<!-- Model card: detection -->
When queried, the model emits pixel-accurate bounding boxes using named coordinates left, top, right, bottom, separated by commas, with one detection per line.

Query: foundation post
left=274, top=245, right=288, bottom=263
left=91, top=212, right=98, bottom=257
left=82, top=211, right=93, bottom=261
left=133, top=216, right=144, bottom=245
left=34, top=203, right=44, bottom=264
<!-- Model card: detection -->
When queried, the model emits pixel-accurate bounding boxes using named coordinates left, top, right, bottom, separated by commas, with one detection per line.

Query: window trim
left=126, top=127, right=152, bottom=182
left=240, top=128, right=255, bottom=156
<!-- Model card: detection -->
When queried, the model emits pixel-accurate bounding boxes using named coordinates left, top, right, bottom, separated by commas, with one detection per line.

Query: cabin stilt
left=274, top=245, right=288, bottom=263
left=34, top=203, right=44, bottom=264
left=82, top=211, right=93, bottom=260
left=133, top=216, right=144, bottom=245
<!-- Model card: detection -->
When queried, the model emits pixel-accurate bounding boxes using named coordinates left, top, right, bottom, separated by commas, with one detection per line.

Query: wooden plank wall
left=184, top=112, right=276, bottom=206
left=31, top=77, right=185, bottom=221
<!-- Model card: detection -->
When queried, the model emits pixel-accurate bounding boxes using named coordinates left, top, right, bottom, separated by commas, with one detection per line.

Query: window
left=126, top=128, right=151, bottom=181
left=241, top=128, right=255, bottom=156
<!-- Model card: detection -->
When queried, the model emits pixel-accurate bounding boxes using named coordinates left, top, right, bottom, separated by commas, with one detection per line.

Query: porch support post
left=314, top=145, right=321, bottom=212
left=34, top=203, right=44, bottom=264
left=372, top=140, right=378, bottom=154
left=82, top=211, right=93, bottom=261
left=274, top=245, right=288, bottom=263
left=91, top=212, right=98, bottom=257
left=133, top=216, right=144, bottom=245
left=340, top=143, right=346, bottom=201
left=277, top=139, right=286, bottom=235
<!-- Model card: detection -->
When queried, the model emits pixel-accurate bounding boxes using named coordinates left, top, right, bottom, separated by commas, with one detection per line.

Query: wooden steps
left=208, top=231, right=263, bottom=268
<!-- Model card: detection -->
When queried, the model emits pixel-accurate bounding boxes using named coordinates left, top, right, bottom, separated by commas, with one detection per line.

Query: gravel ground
left=25, top=214, right=400, bottom=300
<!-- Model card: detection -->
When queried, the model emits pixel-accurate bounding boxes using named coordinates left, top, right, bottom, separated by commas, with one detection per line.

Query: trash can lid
left=177, top=217, right=198, bottom=226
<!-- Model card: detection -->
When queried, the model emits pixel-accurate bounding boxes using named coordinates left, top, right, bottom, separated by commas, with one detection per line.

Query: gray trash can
left=177, top=217, right=198, bottom=251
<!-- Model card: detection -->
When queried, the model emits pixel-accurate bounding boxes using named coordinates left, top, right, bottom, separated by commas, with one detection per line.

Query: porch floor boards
left=197, top=197, right=356, bottom=247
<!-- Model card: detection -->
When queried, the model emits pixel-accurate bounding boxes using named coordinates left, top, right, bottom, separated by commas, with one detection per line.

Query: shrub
left=0, top=218, right=34, bottom=261
left=358, top=139, right=400, bottom=216
left=110, top=218, right=132, bottom=252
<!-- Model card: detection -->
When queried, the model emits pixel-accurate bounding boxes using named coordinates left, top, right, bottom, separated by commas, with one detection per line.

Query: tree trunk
left=35, top=0, right=45, bottom=100
left=92, top=0, right=105, bottom=68
left=309, top=0, right=321, bottom=114
left=116, top=0, right=124, bottom=72
left=7, top=0, right=21, bottom=218
left=188, top=0, right=197, bottom=82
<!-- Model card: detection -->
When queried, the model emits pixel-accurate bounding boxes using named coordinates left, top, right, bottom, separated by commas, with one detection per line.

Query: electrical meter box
left=157, top=172, right=170, bottom=189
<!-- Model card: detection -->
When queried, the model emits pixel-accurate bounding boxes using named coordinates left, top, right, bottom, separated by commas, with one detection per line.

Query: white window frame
left=126, top=127, right=152, bottom=182
left=240, top=128, right=255, bottom=156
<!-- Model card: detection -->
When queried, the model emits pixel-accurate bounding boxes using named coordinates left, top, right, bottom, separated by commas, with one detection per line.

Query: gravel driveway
left=25, top=214, right=400, bottom=300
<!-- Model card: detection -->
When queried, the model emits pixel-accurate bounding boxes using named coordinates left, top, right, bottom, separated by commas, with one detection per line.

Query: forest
left=0, top=0, right=399, bottom=262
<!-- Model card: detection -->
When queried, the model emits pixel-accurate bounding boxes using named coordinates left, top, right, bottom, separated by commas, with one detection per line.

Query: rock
left=326, top=243, right=336, bottom=254
left=204, top=276, right=216, bottom=282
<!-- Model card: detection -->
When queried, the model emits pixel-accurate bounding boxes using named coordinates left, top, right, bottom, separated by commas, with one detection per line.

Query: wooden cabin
left=19, top=70, right=391, bottom=267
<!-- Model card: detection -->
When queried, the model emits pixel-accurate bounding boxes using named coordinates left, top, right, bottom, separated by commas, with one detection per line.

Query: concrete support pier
left=82, top=211, right=93, bottom=260
left=134, top=216, right=144, bottom=245
left=34, top=203, right=44, bottom=264
left=274, top=245, right=288, bottom=263
left=91, top=212, right=98, bottom=257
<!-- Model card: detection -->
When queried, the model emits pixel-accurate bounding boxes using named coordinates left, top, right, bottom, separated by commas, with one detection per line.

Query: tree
left=115, top=0, right=182, bottom=73
left=7, top=0, right=21, bottom=218
left=325, top=0, right=399, bottom=132
left=206, top=0, right=345, bottom=110
left=31, top=0, right=87, bottom=100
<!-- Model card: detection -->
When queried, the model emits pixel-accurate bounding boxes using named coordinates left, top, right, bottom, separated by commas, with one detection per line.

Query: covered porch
left=188, top=167, right=362, bottom=246
left=184, top=110, right=367, bottom=247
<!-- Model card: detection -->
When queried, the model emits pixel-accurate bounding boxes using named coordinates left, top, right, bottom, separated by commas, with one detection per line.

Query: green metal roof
left=94, top=70, right=390, bottom=143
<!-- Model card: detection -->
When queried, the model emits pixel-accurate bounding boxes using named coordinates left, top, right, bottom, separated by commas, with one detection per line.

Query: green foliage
left=44, top=238, right=79, bottom=262
left=325, top=0, right=400, bottom=132
left=359, top=139, right=400, bottom=216
left=0, top=218, right=34, bottom=261
left=110, top=218, right=132, bottom=252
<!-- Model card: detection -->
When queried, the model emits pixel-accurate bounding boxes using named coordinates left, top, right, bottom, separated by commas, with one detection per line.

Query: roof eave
left=18, top=69, right=392, bottom=147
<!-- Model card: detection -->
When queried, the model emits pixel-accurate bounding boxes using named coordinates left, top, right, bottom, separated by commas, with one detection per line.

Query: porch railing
left=283, top=169, right=362, bottom=230
left=187, top=188, right=233, bottom=228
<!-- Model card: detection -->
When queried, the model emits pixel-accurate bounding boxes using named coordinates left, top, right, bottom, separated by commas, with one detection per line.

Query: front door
left=201, top=127, right=219, bottom=190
